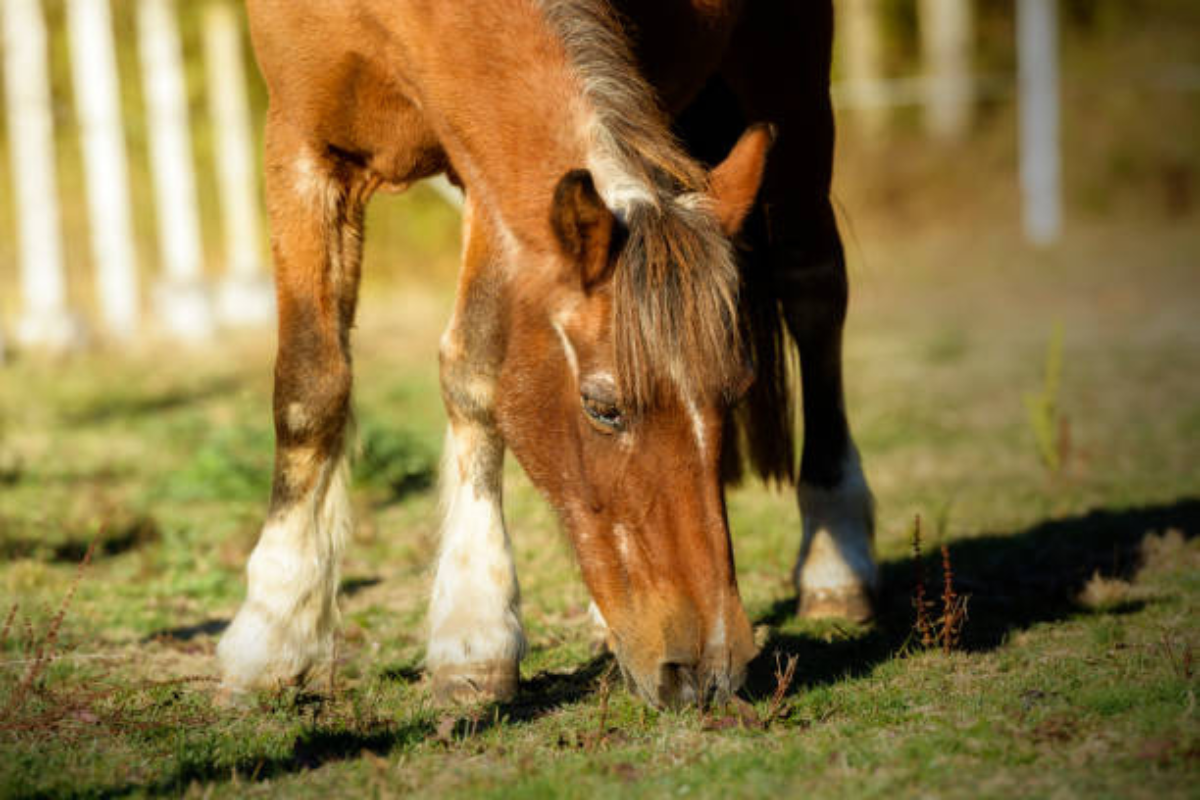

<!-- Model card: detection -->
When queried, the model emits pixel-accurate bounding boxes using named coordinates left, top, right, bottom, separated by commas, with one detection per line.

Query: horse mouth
left=618, top=657, right=747, bottom=710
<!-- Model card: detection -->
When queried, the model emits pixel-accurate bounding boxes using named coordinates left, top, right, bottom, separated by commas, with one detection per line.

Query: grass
left=1, top=211, right=1197, bottom=797
left=1, top=2, right=1198, bottom=793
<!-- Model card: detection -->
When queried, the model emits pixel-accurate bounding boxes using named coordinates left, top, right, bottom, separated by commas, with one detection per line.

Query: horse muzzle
left=609, top=603, right=757, bottom=709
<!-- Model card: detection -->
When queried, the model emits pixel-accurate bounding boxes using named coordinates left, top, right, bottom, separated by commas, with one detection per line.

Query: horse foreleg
left=426, top=201, right=524, bottom=704
left=218, top=122, right=365, bottom=693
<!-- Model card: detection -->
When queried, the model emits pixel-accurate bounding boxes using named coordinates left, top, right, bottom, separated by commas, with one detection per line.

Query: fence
left=0, top=0, right=1065, bottom=359
left=1, top=0, right=270, bottom=359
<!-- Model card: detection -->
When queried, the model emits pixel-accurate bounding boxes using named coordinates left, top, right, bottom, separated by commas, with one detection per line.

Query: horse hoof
left=213, top=685, right=256, bottom=710
left=430, top=661, right=518, bottom=705
left=797, top=586, right=875, bottom=623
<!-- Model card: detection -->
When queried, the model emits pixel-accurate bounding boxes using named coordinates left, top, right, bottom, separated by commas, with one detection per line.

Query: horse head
left=493, top=127, right=771, bottom=707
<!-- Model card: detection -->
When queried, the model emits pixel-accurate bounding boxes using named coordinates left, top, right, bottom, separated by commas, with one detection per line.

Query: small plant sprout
left=1023, top=322, right=1071, bottom=475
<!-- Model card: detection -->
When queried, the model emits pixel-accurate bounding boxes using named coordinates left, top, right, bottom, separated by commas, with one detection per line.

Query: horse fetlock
left=218, top=513, right=343, bottom=692
left=217, top=597, right=333, bottom=692
left=794, top=458, right=878, bottom=623
left=797, top=584, right=877, bottom=624
left=426, top=608, right=525, bottom=676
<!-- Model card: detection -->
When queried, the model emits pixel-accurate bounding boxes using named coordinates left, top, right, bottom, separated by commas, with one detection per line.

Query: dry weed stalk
left=1, top=603, right=17, bottom=647
left=1158, top=633, right=1194, bottom=681
left=911, top=516, right=936, bottom=647
left=938, top=544, right=969, bottom=653
left=3, top=540, right=96, bottom=717
left=908, top=516, right=969, bottom=654
left=763, top=651, right=799, bottom=726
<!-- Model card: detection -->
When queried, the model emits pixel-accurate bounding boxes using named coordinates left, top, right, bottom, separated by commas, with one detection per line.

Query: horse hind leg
left=425, top=201, right=524, bottom=704
left=778, top=222, right=878, bottom=623
left=217, top=123, right=366, bottom=694
left=721, top=0, right=878, bottom=621
left=787, top=244, right=883, bottom=623
left=754, top=204, right=877, bottom=623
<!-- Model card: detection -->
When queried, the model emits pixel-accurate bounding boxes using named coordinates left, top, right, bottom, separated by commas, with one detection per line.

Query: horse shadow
left=744, top=497, right=1200, bottom=697
left=108, top=497, right=1196, bottom=795
left=62, top=375, right=246, bottom=425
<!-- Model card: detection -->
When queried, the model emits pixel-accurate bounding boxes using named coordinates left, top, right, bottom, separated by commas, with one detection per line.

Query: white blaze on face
left=550, top=318, right=580, bottom=379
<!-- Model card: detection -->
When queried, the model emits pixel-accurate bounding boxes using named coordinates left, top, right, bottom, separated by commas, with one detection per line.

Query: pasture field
left=1, top=213, right=1198, bottom=798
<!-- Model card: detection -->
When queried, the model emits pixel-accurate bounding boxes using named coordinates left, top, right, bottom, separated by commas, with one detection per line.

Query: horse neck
left=391, top=0, right=695, bottom=256
left=388, top=2, right=589, bottom=252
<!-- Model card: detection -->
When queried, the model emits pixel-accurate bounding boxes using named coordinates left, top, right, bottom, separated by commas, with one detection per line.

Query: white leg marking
left=426, top=426, right=525, bottom=671
left=218, top=457, right=350, bottom=690
left=795, top=447, right=878, bottom=600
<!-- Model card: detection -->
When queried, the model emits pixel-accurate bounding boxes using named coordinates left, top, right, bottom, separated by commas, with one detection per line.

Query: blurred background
left=0, top=0, right=1195, bottom=349
left=0, top=5, right=1197, bottom=794
left=0, top=0, right=1196, bottom=623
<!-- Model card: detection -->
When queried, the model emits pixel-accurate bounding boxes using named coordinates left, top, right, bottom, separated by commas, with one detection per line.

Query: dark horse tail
left=720, top=201, right=799, bottom=487
left=673, top=80, right=801, bottom=487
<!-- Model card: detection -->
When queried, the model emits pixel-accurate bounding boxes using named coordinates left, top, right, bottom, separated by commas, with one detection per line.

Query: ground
left=1, top=208, right=1198, bottom=798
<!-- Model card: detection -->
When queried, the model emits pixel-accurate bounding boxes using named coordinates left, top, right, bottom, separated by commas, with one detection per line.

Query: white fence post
left=67, top=0, right=140, bottom=340
left=839, top=0, right=888, bottom=140
left=205, top=1, right=272, bottom=326
left=1018, top=0, right=1062, bottom=245
left=3, top=0, right=83, bottom=351
left=138, top=0, right=214, bottom=340
left=919, top=0, right=974, bottom=141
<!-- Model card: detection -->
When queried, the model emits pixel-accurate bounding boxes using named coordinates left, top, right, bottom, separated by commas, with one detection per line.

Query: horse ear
left=709, top=123, right=774, bottom=236
left=551, top=170, right=616, bottom=290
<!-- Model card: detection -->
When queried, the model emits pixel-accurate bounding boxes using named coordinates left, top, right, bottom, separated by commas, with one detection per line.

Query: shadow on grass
left=88, top=657, right=616, bottom=798
left=62, top=376, right=246, bottom=425
left=80, top=498, right=1196, bottom=797
left=745, top=497, right=1200, bottom=698
left=143, top=618, right=229, bottom=643
left=0, top=514, right=160, bottom=563
left=90, top=720, right=435, bottom=799
left=142, top=579, right=379, bottom=644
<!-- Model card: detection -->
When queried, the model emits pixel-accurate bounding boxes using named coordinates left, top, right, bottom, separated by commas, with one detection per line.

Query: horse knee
left=439, top=334, right=497, bottom=428
left=275, top=347, right=352, bottom=441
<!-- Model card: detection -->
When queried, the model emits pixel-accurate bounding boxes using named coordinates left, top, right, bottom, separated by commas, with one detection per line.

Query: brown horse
left=217, top=0, right=876, bottom=709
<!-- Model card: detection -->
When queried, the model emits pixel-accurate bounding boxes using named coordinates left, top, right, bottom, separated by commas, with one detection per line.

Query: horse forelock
left=612, top=200, right=744, bottom=410
left=539, top=0, right=744, bottom=409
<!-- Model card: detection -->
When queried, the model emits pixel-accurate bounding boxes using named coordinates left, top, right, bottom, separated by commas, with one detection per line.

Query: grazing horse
left=218, top=0, right=876, bottom=709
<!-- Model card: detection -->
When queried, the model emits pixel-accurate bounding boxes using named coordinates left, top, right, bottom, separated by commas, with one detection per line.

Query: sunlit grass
left=1, top=217, right=1198, bottom=797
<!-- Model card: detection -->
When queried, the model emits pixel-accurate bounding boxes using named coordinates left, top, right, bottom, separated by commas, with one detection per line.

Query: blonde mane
left=541, top=0, right=745, bottom=409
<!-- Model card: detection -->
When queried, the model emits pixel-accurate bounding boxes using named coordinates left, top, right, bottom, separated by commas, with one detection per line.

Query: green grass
left=2, top=218, right=1199, bottom=799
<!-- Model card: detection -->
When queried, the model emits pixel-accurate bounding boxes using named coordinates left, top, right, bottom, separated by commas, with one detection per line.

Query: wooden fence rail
left=1, top=0, right=268, bottom=358
left=1, top=0, right=1069, bottom=359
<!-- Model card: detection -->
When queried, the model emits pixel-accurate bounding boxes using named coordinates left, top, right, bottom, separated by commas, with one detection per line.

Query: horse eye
left=581, top=392, right=624, bottom=433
